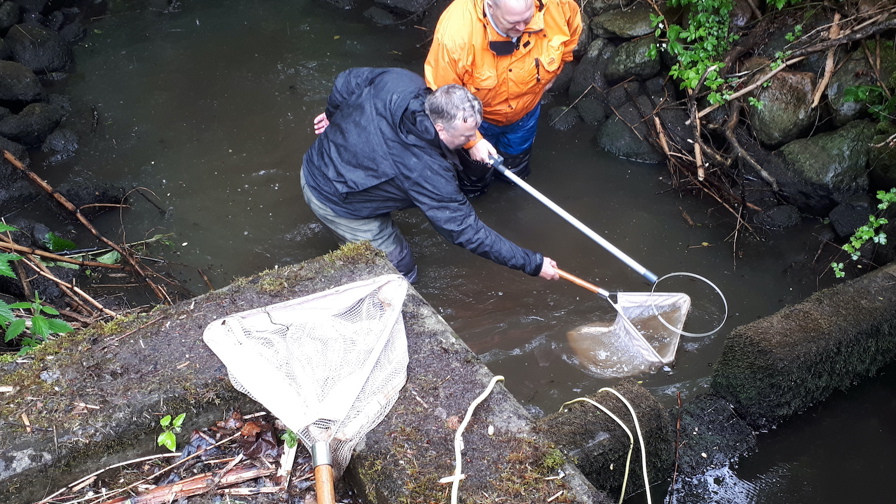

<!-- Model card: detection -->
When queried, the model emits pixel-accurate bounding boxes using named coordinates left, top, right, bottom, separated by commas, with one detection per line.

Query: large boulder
left=0, top=60, right=42, bottom=103
left=4, top=23, right=72, bottom=73
left=605, top=35, right=660, bottom=83
left=749, top=66, right=817, bottom=148
left=589, top=4, right=653, bottom=38
left=776, top=120, right=876, bottom=215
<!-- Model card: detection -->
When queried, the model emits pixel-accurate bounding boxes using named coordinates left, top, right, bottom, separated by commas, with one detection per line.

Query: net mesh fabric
left=567, top=291, right=690, bottom=378
left=203, top=275, right=409, bottom=474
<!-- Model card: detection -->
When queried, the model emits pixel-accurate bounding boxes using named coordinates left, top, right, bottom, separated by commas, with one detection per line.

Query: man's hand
left=313, top=113, right=329, bottom=135
left=468, top=138, right=497, bottom=163
left=539, top=257, right=559, bottom=280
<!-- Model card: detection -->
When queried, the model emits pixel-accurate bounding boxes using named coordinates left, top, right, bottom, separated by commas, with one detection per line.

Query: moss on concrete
left=711, top=262, right=896, bottom=430
left=535, top=379, right=674, bottom=498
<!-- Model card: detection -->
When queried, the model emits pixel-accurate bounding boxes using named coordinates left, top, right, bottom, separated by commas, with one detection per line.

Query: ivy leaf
left=0, top=223, right=17, bottom=233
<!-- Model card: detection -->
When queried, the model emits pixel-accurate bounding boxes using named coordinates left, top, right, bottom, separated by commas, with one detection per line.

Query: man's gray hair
left=425, top=84, right=482, bottom=130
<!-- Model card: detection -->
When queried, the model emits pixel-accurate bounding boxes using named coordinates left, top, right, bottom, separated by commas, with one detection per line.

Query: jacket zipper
left=534, top=58, right=541, bottom=83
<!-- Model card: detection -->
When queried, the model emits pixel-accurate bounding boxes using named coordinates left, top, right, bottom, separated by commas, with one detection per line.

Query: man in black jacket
left=300, top=67, right=559, bottom=283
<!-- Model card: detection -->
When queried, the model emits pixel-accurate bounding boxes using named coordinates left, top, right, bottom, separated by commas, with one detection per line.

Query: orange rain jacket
left=425, top=0, right=582, bottom=130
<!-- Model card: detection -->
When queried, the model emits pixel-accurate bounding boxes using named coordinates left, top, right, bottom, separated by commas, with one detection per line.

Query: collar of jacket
left=479, top=0, right=546, bottom=40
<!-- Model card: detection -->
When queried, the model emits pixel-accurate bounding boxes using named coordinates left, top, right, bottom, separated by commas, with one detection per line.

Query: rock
left=547, top=105, right=578, bottom=131
left=0, top=101, right=65, bottom=146
left=0, top=38, right=10, bottom=60
left=549, top=59, right=576, bottom=97
left=828, top=196, right=872, bottom=239
left=594, top=102, right=665, bottom=164
left=605, top=35, right=660, bottom=83
left=776, top=120, right=876, bottom=214
left=575, top=95, right=608, bottom=126
left=362, top=6, right=401, bottom=25
left=869, top=133, right=896, bottom=191
left=583, top=0, right=635, bottom=18
left=827, top=49, right=878, bottom=126
left=666, top=394, right=757, bottom=503
left=41, top=126, right=78, bottom=163
left=373, top=0, right=430, bottom=16
left=590, top=4, right=654, bottom=38
left=0, top=1, right=21, bottom=36
left=15, top=0, right=49, bottom=14
left=0, top=60, right=42, bottom=102
left=749, top=67, right=817, bottom=148
left=754, top=204, right=802, bottom=230
left=568, top=38, right=612, bottom=101
left=4, top=23, right=73, bottom=73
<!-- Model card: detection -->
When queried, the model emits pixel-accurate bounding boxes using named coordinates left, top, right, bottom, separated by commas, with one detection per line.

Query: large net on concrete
left=203, top=274, right=409, bottom=474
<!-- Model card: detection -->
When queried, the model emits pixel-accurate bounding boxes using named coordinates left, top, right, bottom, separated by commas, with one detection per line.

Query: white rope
left=559, top=397, right=634, bottom=504
left=440, top=375, right=505, bottom=504
left=559, top=387, right=652, bottom=504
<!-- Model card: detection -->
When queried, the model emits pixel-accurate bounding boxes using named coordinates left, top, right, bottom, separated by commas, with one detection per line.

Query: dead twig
left=3, top=150, right=167, bottom=301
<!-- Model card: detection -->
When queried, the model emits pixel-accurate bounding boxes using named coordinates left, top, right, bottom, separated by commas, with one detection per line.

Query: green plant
left=157, top=413, right=186, bottom=452
left=650, top=0, right=739, bottom=104
left=3, top=292, right=74, bottom=355
left=843, top=84, right=896, bottom=122
left=281, top=428, right=299, bottom=448
left=831, top=188, right=896, bottom=278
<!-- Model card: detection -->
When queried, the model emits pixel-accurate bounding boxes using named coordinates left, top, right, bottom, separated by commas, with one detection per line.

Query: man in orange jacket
left=425, top=0, right=581, bottom=196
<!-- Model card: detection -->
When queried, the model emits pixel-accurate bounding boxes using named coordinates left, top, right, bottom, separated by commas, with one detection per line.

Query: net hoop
left=650, top=272, right=728, bottom=337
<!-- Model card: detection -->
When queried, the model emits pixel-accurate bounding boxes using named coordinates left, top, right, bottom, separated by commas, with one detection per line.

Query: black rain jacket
left=302, top=67, right=543, bottom=276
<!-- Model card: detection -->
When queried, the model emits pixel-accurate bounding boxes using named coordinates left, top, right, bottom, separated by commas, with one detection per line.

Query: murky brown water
left=34, top=0, right=894, bottom=502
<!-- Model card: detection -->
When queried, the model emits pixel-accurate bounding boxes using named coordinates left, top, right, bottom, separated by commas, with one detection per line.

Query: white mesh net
left=567, top=291, right=691, bottom=378
left=202, top=274, right=409, bottom=473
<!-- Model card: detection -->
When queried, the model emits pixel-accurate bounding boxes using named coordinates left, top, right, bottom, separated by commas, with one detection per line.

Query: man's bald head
left=487, top=0, right=535, bottom=38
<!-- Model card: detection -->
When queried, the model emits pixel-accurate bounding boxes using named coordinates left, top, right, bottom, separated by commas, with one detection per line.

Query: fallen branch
left=2, top=150, right=166, bottom=300
left=811, top=12, right=841, bottom=109
left=0, top=237, right=125, bottom=270
left=94, top=463, right=276, bottom=504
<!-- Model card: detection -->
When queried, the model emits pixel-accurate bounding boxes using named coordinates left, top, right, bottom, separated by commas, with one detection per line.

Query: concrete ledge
left=0, top=243, right=607, bottom=503
left=536, top=380, right=674, bottom=499
left=710, top=262, right=896, bottom=430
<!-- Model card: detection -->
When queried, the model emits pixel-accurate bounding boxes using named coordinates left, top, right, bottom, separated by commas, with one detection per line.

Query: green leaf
left=172, top=413, right=186, bottom=428
left=41, top=305, right=60, bottom=316
left=0, top=223, right=17, bottom=233
left=160, top=415, right=172, bottom=428
left=0, top=253, right=22, bottom=279
left=0, top=301, right=13, bottom=325
left=95, top=251, right=121, bottom=265
left=45, top=232, right=78, bottom=253
left=7, top=301, right=33, bottom=310
left=47, top=318, right=74, bottom=334
left=158, top=431, right=177, bottom=452
left=31, top=315, right=50, bottom=337
left=6, top=319, right=26, bottom=341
